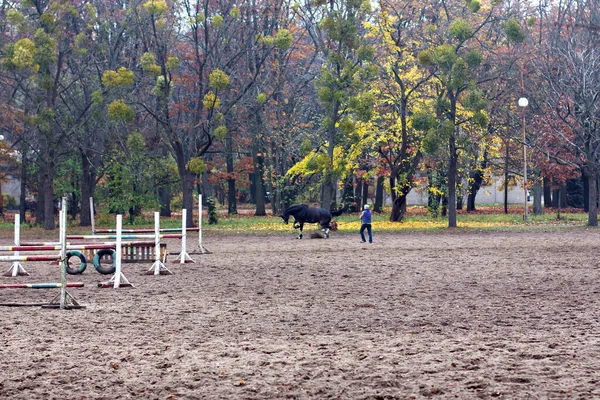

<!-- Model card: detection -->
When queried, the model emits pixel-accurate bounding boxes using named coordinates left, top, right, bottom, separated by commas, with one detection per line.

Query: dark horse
left=280, top=204, right=347, bottom=239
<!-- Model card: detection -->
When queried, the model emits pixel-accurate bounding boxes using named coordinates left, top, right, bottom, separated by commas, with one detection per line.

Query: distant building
left=406, top=178, right=525, bottom=206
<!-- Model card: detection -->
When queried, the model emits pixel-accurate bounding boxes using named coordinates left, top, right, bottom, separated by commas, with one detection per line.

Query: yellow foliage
left=203, top=91, right=220, bottom=109
left=211, top=14, right=224, bottom=28
left=209, top=69, right=229, bottom=90
left=214, top=125, right=228, bottom=140
left=107, top=99, right=135, bottom=122
left=12, top=38, right=37, bottom=69
left=144, top=0, right=167, bottom=14
left=102, top=67, right=135, bottom=88
left=187, top=157, right=205, bottom=174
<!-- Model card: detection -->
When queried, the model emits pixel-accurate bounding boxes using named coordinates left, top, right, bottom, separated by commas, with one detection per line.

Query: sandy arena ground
left=1, top=229, right=599, bottom=399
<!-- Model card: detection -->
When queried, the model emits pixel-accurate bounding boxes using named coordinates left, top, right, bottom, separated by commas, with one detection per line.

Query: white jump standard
left=4, top=214, right=29, bottom=277
left=191, top=194, right=210, bottom=254
left=98, top=214, right=133, bottom=289
left=0, top=198, right=85, bottom=309
left=146, top=212, right=172, bottom=275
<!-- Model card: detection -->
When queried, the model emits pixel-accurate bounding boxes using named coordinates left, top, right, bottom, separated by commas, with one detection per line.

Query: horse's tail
left=330, top=205, right=348, bottom=217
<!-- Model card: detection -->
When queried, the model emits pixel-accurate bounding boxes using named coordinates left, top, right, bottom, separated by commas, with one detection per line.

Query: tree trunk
left=159, top=186, right=172, bottom=217
left=250, top=111, right=267, bottom=216
left=467, top=192, right=476, bottom=212
left=447, top=135, right=457, bottom=228
left=42, top=164, right=55, bottom=231
left=533, top=171, right=543, bottom=215
left=543, top=176, right=552, bottom=208
left=79, top=150, right=96, bottom=226
left=36, top=169, right=44, bottom=225
left=202, top=171, right=211, bottom=202
left=466, top=170, right=483, bottom=212
left=321, top=102, right=339, bottom=211
left=556, top=187, right=561, bottom=219
left=354, top=178, right=362, bottom=211
left=341, top=176, right=354, bottom=211
left=181, top=169, right=195, bottom=228
left=361, top=179, right=369, bottom=209
left=456, top=179, right=463, bottom=210
left=587, top=171, right=598, bottom=226
left=252, top=146, right=266, bottom=216
left=390, top=194, right=407, bottom=221
left=583, top=173, right=589, bottom=212
left=225, top=134, right=237, bottom=215
left=374, top=176, right=384, bottom=213
left=389, top=170, right=406, bottom=222
left=504, top=143, right=509, bottom=214
left=321, top=172, right=335, bottom=211
left=19, top=159, right=27, bottom=223
left=558, top=184, right=568, bottom=208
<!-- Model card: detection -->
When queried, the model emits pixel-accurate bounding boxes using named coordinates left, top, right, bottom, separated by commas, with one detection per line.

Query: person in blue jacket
left=359, top=204, right=372, bottom=243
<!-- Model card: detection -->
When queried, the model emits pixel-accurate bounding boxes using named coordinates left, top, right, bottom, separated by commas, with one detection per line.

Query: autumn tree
left=293, top=0, right=376, bottom=211
left=534, top=0, right=600, bottom=226
left=371, top=0, right=438, bottom=221
left=258, top=21, right=322, bottom=214
left=416, top=0, right=507, bottom=227
left=1, top=1, right=104, bottom=229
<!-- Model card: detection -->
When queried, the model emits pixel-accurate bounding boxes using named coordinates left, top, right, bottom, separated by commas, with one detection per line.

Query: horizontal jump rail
left=0, top=282, right=84, bottom=289
left=0, top=255, right=60, bottom=262
left=20, top=241, right=157, bottom=247
left=94, top=227, right=198, bottom=233
left=2, top=241, right=158, bottom=252
left=67, top=234, right=182, bottom=240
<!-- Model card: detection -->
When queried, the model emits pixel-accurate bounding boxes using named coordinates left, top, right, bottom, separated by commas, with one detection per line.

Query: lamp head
left=518, top=97, right=529, bottom=107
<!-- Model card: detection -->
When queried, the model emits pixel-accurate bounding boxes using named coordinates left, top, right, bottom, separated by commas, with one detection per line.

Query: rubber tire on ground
left=66, top=251, right=87, bottom=275
left=93, top=249, right=116, bottom=275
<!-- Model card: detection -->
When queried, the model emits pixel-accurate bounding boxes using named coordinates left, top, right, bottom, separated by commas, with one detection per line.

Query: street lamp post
left=518, top=97, right=529, bottom=222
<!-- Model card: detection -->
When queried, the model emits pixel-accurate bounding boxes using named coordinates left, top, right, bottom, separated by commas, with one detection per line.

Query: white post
left=180, top=209, right=186, bottom=264
left=6, top=214, right=29, bottom=277
left=174, top=208, right=194, bottom=263
left=14, top=213, right=20, bottom=259
left=90, top=197, right=95, bottom=233
left=114, top=214, right=123, bottom=288
left=154, top=212, right=161, bottom=273
left=191, top=194, right=209, bottom=254
left=147, top=212, right=171, bottom=275
left=59, top=198, right=67, bottom=309
left=198, top=194, right=203, bottom=251
left=99, top=214, right=132, bottom=288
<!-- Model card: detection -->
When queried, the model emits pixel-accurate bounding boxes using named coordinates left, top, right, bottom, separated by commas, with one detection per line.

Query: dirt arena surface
left=1, top=229, right=599, bottom=399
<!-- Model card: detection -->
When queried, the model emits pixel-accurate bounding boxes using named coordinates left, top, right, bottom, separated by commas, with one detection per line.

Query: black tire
left=93, top=249, right=116, bottom=275
left=66, top=251, right=87, bottom=275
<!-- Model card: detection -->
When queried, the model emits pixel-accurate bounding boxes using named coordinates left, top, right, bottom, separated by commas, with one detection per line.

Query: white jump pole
left=174, top=208, right=194, bottom=264
left=199, top=195, right=203, bottom=250
left=99, top=214, right=133, bottom=288
left=5, top=214, right=29, bottom=277
left=147, top=212, right=172, bottom=275
left=114, top=214, right=122, bottom=287
left=59, top=198, right=67, bottom=308
left=192, top=194, right=209, bottom=254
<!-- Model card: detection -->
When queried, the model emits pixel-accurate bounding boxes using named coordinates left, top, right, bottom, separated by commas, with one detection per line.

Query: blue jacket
left=361, top=209, right=372, bottom=224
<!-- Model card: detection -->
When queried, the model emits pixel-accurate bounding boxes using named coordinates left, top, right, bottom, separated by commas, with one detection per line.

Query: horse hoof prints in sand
left=280, top=204, right=346, bottom=239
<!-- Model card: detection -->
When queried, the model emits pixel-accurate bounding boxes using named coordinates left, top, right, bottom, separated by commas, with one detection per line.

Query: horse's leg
left=321, top=223, right=330, bottom=238
left=298, top=223, right=304, bottom=239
